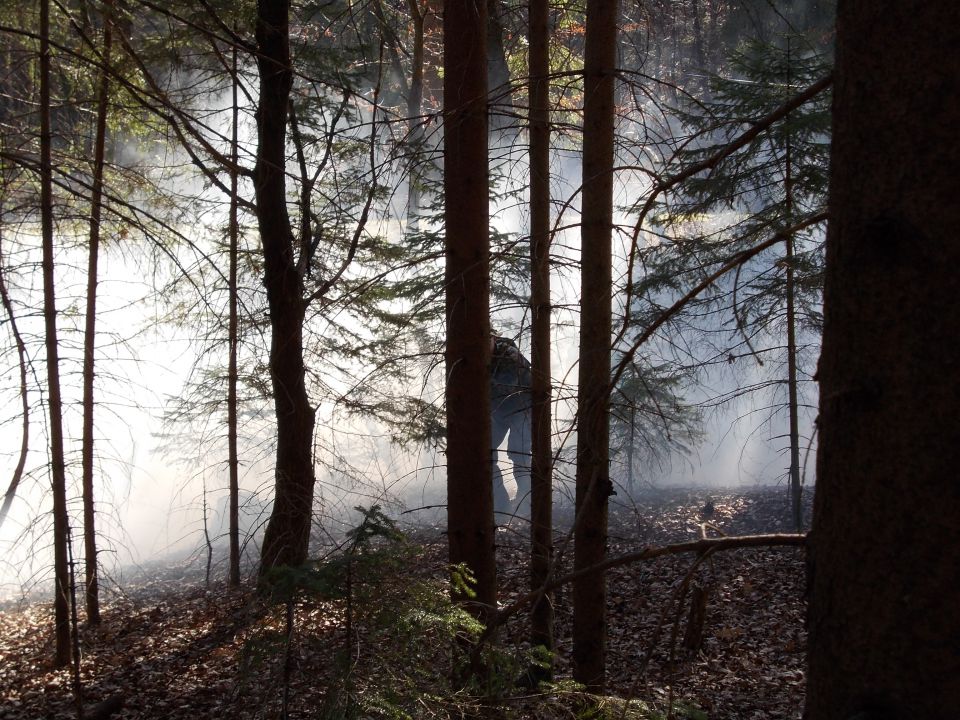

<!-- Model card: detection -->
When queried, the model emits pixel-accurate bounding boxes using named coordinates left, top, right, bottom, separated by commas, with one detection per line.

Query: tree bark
left=573, top=0, right=617, bottom=693
left=783, top=37, right=803, bottom=534
left=785, top=229, right=802, bottom=532
left=486, top=0, right=513, bottom=133
left=528, top=0, right=553, bottom=654
left=39, top=0, right=72, bottom=666
left=0, top=229, right=29, bottom=530
left=80, top=0, right=114, bottom=625
left=443, top=0, right=496, bottom=625
left=255, top=0, right=317, bottom=573
left=805, top=3, right=960, bottom=718
left=405, top=0, right=425, bottom=229
left=227, top=31, right=241, bottom=587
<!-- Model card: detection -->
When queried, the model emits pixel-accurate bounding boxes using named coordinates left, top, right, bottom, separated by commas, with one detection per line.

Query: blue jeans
left=491, top=408, right=531, bottom=516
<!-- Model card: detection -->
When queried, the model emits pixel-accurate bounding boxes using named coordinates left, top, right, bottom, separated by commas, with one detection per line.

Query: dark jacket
left=491, top=336, right=532, bottom=418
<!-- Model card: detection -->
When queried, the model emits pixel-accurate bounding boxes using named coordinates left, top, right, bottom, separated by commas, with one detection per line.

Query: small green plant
left=245, top=506, right=492, bottom=719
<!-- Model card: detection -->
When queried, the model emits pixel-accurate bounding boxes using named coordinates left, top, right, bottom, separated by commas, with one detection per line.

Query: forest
left=0, top=0, right=957, bottom=718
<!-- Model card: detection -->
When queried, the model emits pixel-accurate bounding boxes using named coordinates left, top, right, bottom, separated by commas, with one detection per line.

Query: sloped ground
left=497, top=486, right=810, bottom=719
left=0, top=486, right=810, bottom=719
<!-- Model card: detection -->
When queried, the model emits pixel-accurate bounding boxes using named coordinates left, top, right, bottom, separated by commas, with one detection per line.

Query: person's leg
left=506, top=409, right=532, bottom=516
left=491, top=413, right=510, bottom=516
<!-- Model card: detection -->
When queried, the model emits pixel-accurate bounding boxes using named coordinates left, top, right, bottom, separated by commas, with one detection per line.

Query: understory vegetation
left=1, top=488, right=808, bottom=719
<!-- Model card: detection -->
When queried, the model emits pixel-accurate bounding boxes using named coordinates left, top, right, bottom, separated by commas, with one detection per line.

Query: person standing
left=490, top=335, right=533, bottom=516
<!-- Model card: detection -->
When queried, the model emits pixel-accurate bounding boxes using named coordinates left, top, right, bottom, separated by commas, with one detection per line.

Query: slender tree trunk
left=691, top=0, right=705, bottom=73
left=705, top=0, right=720, bottom=71
left=405, top=0, right=425, bottom=229
left=528, top=0, right=553, bottom=654
left=443, top=0, right=496, bottom=626
left=255, top=0, right=317, bottom=573
left=573, top=0, right=617, bottom=693
left=80, top=0, right=114, bottom=626
left=486, top=0, right=512, bottom=134
left=783, top=38, right=802, bottom=533
left=805, top=3, right=960, bottom=718
left=785, top=230, right=802, bottom=532
left=227, top=33, right=241, bottom=587
left=39, top=0, right=72, bottom=666
left=0, top=222, right=30, bottom=530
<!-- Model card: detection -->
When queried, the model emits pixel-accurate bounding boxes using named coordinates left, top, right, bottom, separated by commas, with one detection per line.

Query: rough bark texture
left=805, top=2, right=960, bottom=718
left=255, top=0, right=317, bottom=573
left=572, top=0, right=617, bottom=693
left=528, top=0, right=553, bottom=653
left=443, top=0, right=496, bottom=623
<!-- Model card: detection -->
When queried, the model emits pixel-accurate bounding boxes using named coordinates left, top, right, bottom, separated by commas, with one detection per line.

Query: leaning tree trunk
left=39, top=0, right=72, bottom=666
left=443, top=0, right=497, bottom=627
left=528, top=0, right=554, bottom=654
left=805, top=3, right=960, bottom=718
left=573, top=0, right=617, bottom=693
left=0, top=222, right=30, bottom=530
left=255, top=0, right=317, bottom=573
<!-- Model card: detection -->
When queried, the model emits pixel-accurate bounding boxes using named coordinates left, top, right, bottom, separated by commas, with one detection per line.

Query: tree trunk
left=443, top=0, right=496, bottom=626
left=227, top=32, right=241, bottom=587
left=573, top=0, right=617, bottom=693
left=785, top=229, right=802, bottom=532
left=528, top=0, right=553, bottom=654
left=805, top=3, right=960, bottom=718
left=486, top=0, right=513, bottom=134
left=405, top=0, right=425, bottom=230
left=783, top=42, right=802, bottom=533
left=255, top=0, right=317, bottom=573
left=81, top=0, right=114, bottom=625
left=0, top=226, right=30, bottom=530
left=39, top=0, right=72, bottom=666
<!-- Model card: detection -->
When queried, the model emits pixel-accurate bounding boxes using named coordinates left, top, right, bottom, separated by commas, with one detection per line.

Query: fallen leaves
left=0, top=486, right=810, bottom=719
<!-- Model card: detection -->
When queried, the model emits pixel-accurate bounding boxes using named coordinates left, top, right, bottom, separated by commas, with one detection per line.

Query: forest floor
left=0, top=486, right=810, bottom=720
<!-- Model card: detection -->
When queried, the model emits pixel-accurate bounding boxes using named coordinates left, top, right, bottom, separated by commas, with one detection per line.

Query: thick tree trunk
left=528, top=0, right=553, bottom=654
left=81, top=0, right=113, bottom=625
left=573, top=0, right=617, bottom=693
left=39, top=0, right=72, bottom=666
left=255, top=0, right=317, bottom=573
left=443, top=0, right=496, bottom=625
left=805, top=3, right=960, bottom=718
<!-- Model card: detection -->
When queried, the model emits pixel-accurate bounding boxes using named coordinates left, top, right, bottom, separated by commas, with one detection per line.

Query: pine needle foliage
left=617, top=36, right=831, bottom=487
left=253, top=506, right=487, bottom=719
left=650, top=38, right=831, bottom=334
left=629, top=36, right=830, bottom=379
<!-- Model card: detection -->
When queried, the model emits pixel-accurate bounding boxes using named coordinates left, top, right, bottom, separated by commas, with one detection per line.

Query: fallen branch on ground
left=488, top=532, right=807, bottom=635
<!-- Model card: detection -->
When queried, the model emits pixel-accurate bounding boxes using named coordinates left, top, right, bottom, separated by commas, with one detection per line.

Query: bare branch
left=489, top=532, right=807, bottom=631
